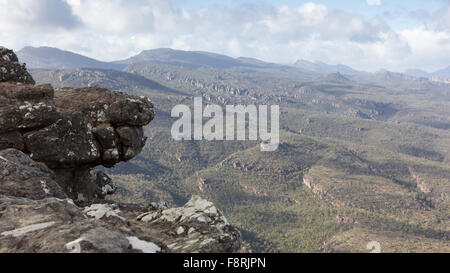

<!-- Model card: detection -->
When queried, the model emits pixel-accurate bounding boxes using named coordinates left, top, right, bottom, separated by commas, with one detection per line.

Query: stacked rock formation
left=0, top=47, right=154, bottom=202
left=0, top=48, right=242, bottom=253
left=0, top=47, right=35, bottom=84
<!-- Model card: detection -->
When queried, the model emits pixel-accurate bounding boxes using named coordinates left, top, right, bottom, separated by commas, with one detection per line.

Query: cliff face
left=0, top=48, right=242, bottom=253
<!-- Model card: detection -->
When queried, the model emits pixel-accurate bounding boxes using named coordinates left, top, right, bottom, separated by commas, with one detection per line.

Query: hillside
left=118, top=48, right=292, bottom=71
left=293, top=59, right=361, bottom=75
left=434, top=66, right=450, bottom=79
left=29, top=48, right=450, bottom=253
left=404, top=66, right=450, bottom=79
left=17, top=46, right=125, bottom=70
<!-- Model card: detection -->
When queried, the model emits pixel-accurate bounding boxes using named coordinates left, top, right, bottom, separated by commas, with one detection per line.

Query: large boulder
left=0, top=149, right=67, bottom=200
left=136, top=196, right=242, bottom=253
left=53, top=87, right=154, bottom=127
left=0, top=48, right=154, bottom=202
left=0, top=195, right=242, bottom=253
left=0, top=83, right=154, bottom=171
left=0, top=83, right=58, bottom=133
left=52, top=87, right=154, bottom=166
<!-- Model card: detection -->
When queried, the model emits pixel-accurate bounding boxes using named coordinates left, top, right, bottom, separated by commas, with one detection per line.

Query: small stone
left=177, top=226, right=185, bottom=235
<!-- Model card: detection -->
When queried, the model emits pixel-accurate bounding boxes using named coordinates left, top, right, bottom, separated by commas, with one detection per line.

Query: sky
left=0, top=0, right=449, bottom=72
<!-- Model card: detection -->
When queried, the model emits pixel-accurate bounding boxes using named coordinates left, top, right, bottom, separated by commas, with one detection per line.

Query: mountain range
left=18, top=46, right=450, bottom=79
left=405, top=67, right=450, bottom=79
left=17, top=46, right=125, bottom=70
left=117, top=48, right=281, bottom=69
left=293, top=59, right=361, bottom=75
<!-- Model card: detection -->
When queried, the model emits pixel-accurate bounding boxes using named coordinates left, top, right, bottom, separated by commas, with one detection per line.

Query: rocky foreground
left=0, top=47, right=242, bottom=253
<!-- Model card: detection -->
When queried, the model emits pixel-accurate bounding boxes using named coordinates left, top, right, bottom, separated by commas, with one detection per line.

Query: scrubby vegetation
left=32, top=58, right=450, bottom=253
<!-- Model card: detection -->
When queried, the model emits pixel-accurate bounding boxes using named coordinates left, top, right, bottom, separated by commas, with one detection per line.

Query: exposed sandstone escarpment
left=0, top=48, right=242, bottom=253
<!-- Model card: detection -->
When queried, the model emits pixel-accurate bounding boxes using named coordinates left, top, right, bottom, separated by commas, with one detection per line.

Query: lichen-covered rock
left=24, top=116, right=101, bottom=167
left=53, top=87, right=154, bottom=127
left=0, top=195, right=138, bottom=253
left=0, top=83, right=59, bottom=131
left=0, top=82, right=53, bottom=101
left=0, top=83, right=154, bottom=170
left=0, top=149, right=67, bottom=200
left=136, top=196, right=242, bottom=253
left=0, top=47, right=35, bottom=85
left=0, top=48, right=154, bottom=201
left=0, top=195, right=241, bottom=253
left=0, top=48, right=242, bottom=253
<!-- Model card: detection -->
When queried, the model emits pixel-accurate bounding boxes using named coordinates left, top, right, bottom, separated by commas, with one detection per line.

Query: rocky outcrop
left=0, top=149, right=67, bottom=200
left=302, top=174, right=343, bottom=207
left=0, top=47, right=35, bottom=84
left=0, top=49, right=154, bottom=202
left=136, top=196, right=241, bottom=252
left=0, top=193, right=240, bottom=253
left=0, top=148, right=241, bottom=253
left=0, top=48, right=242, bottom=253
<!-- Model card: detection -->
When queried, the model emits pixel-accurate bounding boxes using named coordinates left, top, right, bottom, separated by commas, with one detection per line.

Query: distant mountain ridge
left=293, top=59, right=361, bottom=75
left=318, top=72, right=351, bottom=83
left=17, top=46, right=125, bottom=70
left=404, top=69, right=430, bottom=78
left=17, top=46, right=357, bottom=74
left=433, top=66, right=450, bottom=78
left=117, top=48, right=246, bottom=69
left=404, top=66, right=450, bottom=79
left=16, top=46, right=448, bottom=82
left=116, top=48, right=298, bottom=71
left=18, top=47, right=315, bottom=78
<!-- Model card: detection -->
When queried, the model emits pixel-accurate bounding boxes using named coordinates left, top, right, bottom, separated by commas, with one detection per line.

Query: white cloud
left=434, top=2, right=450, bottom=32
left=0, top=0, right=449, bottom=72
left=366, top=0, right=382, bottom=6
left=66, top=0, right=159, bottom=33
left=399, top=27, right=450, bottom=71
left=0, top=0, right=81, bottom=30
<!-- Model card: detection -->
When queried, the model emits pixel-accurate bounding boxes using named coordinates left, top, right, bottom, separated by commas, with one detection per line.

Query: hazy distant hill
left=117, top=48, right=244, bottom=68
left=404, top=69, right=431, bottom=78
left=349, top=70, right=436, bottom=89
left=30, top=68, right=186, bottom=97
left=18, top=46, right=449, bottom=82
left=318, top=72, right=351, bottom=83
left=293, top=59, right=361, bottom=75
left=433, top=66, right=450, bottom=78
left=117, top=48, right=273, bottom=69
left=17, top=46, right=125, bottom=70
left=405, top=66, right=450, bottom=79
